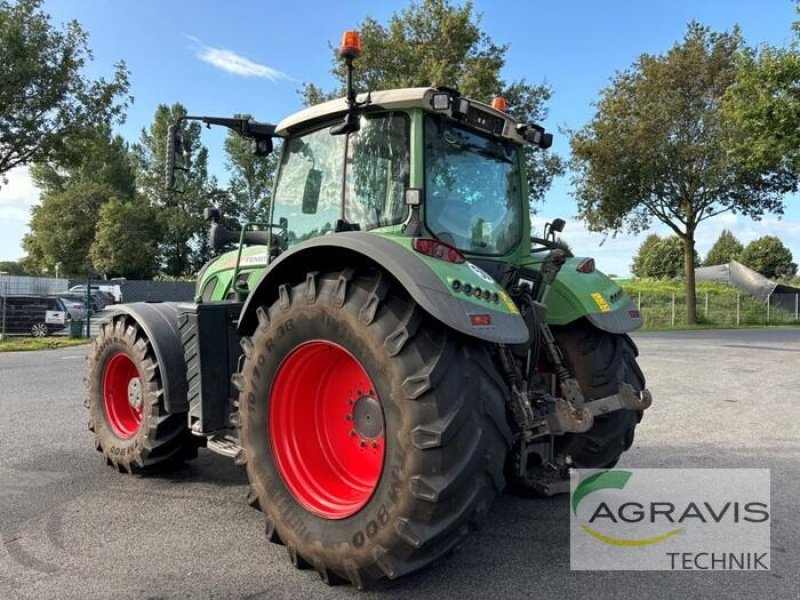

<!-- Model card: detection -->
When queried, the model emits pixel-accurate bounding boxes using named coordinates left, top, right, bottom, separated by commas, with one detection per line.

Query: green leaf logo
left=572, top=470, right=632, bottom=515
left=572, top=470, right=683, bottom=546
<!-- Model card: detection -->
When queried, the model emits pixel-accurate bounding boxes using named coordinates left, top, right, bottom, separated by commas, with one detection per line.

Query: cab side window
left=345, top=113, right=410, bottom=230
left=272, top=125, right=346, bottom=246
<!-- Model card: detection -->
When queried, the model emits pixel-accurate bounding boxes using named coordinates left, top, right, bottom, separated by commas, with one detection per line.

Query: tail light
left=412, top=238, right=465, bottom=264
left=576, top=258, right=595, bottom=273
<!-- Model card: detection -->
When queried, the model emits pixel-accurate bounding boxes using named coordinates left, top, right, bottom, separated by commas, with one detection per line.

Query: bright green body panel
left=520, top=255, right=631, bottom=325
left=381, top=234, right=519, bottom=315
left=196, top=245, right=269, bottom=301
left=197, top=231, right=520, bottom=316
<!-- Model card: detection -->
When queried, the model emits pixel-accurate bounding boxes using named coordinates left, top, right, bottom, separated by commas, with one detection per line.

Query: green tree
left=90, top=196, right=161, bottom=279
left=223, top=114, right=279, bottom=223
left=0, top=260, right=26, bottom=275
left=703, top=229, right=744, bottom=266
left=631, top=235, right=699, bottom=280
left=739, top=235, right=797, bottom=279
left=302, top=0, right=564, bottom=204
left=22, top=181, right=114, bottom=276
left=0, top=0, right=129, bottom=183
left=631, top=234, right=662, bottom=278
left=132, top=103, right=215, bottom=276
left=722, top=6, right=800, bottom=195
left=570, top=23, right=786, bottom=324
left=30, top=125, right=136, bottom=198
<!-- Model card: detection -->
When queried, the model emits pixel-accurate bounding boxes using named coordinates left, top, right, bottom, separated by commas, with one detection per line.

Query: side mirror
left=544, top=217, right=566, bottom=243
left=165, top=125, right=178, bottom=189
left=165, top=124, right=188, bottom=191
left=252, top=137, right=273, bottom=157
left=302, top=169, right=322, bottom=214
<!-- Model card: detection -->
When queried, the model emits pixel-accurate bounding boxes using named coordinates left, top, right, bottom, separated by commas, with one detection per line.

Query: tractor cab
left=165, top=32, right=554, bottom=302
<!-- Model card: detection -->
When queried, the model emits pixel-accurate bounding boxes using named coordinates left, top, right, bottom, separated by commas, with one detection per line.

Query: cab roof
left=274, top=87, right=527, bottom=144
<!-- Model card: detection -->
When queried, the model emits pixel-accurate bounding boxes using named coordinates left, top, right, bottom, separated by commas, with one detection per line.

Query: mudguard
left=101, top=302, right=190, bottom=413
left=238, top=232, right=529, bottom=345
left=532, top=256, right=643, bottom=334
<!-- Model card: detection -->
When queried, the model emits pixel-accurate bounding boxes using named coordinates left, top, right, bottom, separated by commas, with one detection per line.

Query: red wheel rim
left=269, top=340, right=385, bottom=519
left=102, top=352, right=144, bottom=439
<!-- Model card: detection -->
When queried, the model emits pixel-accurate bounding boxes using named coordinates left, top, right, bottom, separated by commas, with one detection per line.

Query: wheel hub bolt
left=352, top=395, right=383, bottom=440
left=128, top=377, right=143, bottom=410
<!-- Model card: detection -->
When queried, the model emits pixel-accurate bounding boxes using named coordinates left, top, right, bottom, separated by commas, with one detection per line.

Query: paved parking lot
left=1, top=328, right=798, bottom=599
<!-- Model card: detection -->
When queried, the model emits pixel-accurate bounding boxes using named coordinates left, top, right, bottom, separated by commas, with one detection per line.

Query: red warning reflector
left=470, top=314, right=492, bottom=327
left=629, top=310, right=641, bottom=319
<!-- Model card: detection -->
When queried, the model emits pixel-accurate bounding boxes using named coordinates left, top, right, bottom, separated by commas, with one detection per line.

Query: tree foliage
left=570, top=23, right=787, bottom=323
left=22, top=181, right=115, bottom=277
left=739, top=235, right=797, bottom=279
left=301, top=0, right=563, bottom=204
left=631, top=234, right=661, bottom=279
left=632, top=234, right=699, bottom=280
left=132, top=103, right=216, bottom=277
left=703, top=229, right=743, bottom=266
left=0, top=0, right=129, bottom=184
left=722, top=5, right=800, bottom=194
left=29, top=125, right=136, bottom=198
left=90, top=196, right=161, bottom=279
left=0, top=260, right=26, bottom=275
left=223, top=114, right=279, bottom=223
left=22, top=124, right=137, bottom=276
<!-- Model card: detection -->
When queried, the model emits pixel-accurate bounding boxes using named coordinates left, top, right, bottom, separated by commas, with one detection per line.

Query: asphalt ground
left=0, top=328, right=798, bottom=599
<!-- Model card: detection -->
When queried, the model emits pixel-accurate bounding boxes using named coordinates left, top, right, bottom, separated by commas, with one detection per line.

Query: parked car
left=59, top=292, right=100, bottom=314
left=0, top=295, right=67, bottom=337
left=69, top=283, right=123, bottom=304
left=54, top=295, right=86, bottom=320
left=66, top=288, right=110, bottom=310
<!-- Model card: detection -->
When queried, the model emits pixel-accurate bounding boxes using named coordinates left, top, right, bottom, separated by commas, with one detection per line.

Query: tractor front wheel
left=237, top=268, right=511, bottom=589
left=85, top=315, right=196, bottom=473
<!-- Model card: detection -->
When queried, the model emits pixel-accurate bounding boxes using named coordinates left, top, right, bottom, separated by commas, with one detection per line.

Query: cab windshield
left=424, top=115, right=522, bottom=256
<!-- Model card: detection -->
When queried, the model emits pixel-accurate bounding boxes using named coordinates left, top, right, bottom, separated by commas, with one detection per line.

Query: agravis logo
left=572, top=471, right=683, bottom=547
left=570, top=469, right=771, bottom=571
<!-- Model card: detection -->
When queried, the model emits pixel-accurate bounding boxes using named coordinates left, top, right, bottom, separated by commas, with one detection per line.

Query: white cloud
left=0, top=166, right=39, bottom=260
left=186, top=35, right=292, bottom=81
left=0, top=167, right=39, bottom=222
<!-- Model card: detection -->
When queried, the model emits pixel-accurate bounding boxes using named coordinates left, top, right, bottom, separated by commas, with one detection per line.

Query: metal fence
left=1, top=275, right=197, bottom=339
left=0, top=276, right=71, bottom=339
left=65, top=279, right=196, bottom=303
left=633, top=291, right=800, bottom=329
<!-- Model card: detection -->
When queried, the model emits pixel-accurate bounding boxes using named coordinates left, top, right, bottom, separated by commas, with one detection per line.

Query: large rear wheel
left=237, top=268, right=511, bottom=589
left=552, top=319, right=645, bottom=468
left=85, top=315, right=196, bottom=473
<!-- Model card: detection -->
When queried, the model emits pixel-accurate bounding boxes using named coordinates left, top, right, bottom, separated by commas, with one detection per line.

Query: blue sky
left=1, top=0, right=799, bottom=276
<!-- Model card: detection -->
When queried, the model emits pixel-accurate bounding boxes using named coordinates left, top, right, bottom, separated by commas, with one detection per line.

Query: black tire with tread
left=552, top=319, right=645, bottom=468
left=85, top=315, right=196, bottom=473
left=236, top=268, right=512, bottom=589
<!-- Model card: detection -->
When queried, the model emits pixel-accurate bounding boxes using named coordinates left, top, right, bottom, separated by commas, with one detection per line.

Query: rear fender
left=528, top=257, right=642, bottom=334
left=238, top=232, right=529, bottom=344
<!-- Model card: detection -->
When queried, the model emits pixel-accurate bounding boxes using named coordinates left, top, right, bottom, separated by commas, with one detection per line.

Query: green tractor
left=84, top=32, right=651, bottom=589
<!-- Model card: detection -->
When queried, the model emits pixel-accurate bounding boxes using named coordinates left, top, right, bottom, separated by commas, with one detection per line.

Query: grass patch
left=622, top=280, right=800, bottom=330
left=0, top=337, right=91, bottom=352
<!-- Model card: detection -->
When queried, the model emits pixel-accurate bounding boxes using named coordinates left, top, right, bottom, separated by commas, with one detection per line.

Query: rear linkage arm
left=500, top=249, right=652, bottom=442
